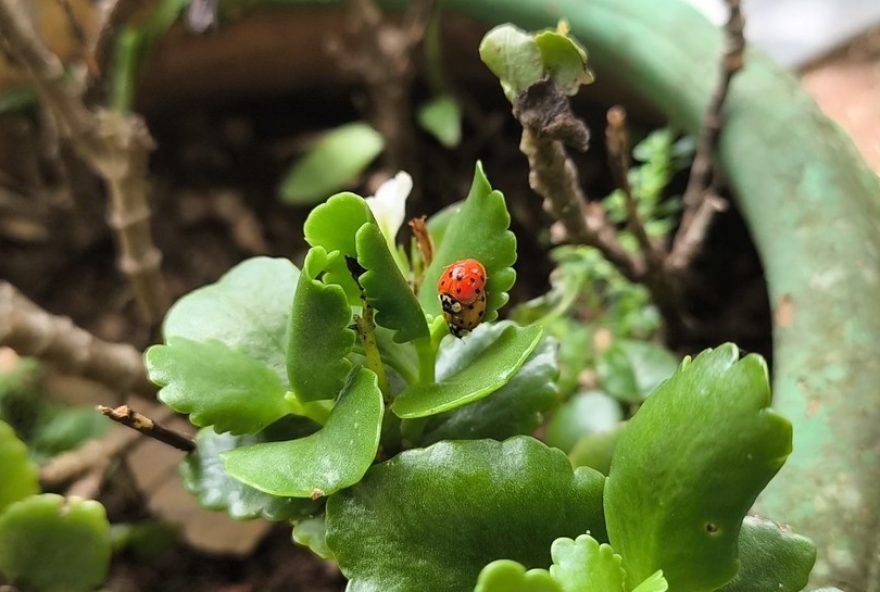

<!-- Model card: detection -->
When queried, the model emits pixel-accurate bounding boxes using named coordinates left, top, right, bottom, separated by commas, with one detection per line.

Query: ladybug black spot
left=475, top=288, right=481, bottom=294
left=456, top=288, right=461, bottom=294
left=478, top=310, right=484, bottom=317
left=448, top=271, right=453, bottom=278
left=468, top=304, right=474, bottom=310
left=469, top=278, right=476, bottom=284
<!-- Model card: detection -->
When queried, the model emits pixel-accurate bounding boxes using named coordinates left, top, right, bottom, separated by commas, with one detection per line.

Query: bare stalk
left=0, top=0, right=168, bottom=322
left=668, top=0, right=745, bottom=271
left=0, top=281, right=157, bottom=398
left=97, top=404, right=195, bottom=452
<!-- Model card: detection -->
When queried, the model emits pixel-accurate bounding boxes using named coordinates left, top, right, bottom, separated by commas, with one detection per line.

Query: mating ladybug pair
left=437, top=258, right=487, bottom=337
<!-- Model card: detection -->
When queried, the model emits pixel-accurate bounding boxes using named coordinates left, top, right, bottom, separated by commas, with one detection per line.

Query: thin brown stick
left=668, top=0, right=745, bottom=270
left=605, top=106, right=665, bottom=271
left=519, top=127, right=644, bottom=283
left=0, top=0, right=168, bottom=322
left=40, top=406, right=176, bottom=486
left=0, top=281, right=157, bottom=398
left=97, top=404, right=195, bottom=452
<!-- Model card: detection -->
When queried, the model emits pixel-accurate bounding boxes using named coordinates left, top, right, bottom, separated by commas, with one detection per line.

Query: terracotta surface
left=801, top=27, right=880, bottom=171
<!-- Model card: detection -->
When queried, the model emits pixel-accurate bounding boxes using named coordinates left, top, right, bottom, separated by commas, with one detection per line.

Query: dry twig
left=331, top=0, right=436, bottom=176
left=40, top=406, right=176, bottom=487
left=97, top=404, right=195, bottom=452
left=0, top=0, right=168, bottom=322
left=668, top=0, right=745, bottom=271
left=0, top=281, right=157, bottom=398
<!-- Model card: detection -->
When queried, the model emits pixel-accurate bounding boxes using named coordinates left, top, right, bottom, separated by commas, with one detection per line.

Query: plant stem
left=97, top=404, right=195, bottom=452
left=355, top=304, right=392, bottom=402
left=0, top=281, right=157, bottom=399
left=414, top=336, right=436, bottom=385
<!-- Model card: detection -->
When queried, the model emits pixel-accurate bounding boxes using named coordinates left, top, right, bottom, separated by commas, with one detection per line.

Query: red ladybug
left=438, top=259, right=487, bottom=337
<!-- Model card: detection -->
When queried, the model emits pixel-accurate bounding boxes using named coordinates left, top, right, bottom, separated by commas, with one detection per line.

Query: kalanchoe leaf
left=292, top=516, right=335, bottom=560
left=604, top=344, right=793, bottom=591
left=393, top=324, right=542, bottom=419
left=356, top=223, right=429, bottom=343
left=632, top=571, right=669, bottom=592
left=326, top=437, right=606, bottom=592
left=0, top=494, right=111, bottom=592
left=420, top=326, right=558, bottom=444
left=304, top=191, right=375, bottom=257
left=279, top=122, right=384, bottom=205
left=182, top=421, right=321, bottom=522
left=417, top=95, right=462, bottom=148
left=287, top=248, right=356, bottom=402
left=419, top=162, right=516, bottom=322
left=545, top=391, right=623, bottom=453
left=0, top=420, right=38, bottom=514
left=597, top=340, right=679, bottom=404
left=479, top=24, right=544, bottom=102
left=474, top=560, right=561, bottom=592
left=568, top=422, right=626, bottom=477
left=549, top=535, right=625, bottom=592
left=716, top=516, right=816, bottom=592
left=146, top=337, right=290, bottom=435
left=533, top=30, right=594, bottom=96
left=161, top=257, right=299, bottom=384
left=222, top=368, right=383, bottom=498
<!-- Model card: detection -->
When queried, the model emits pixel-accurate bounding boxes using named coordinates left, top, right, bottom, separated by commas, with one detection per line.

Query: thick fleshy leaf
left=417, top=95, right=462, bottom=148
left=147, top=338, right=289, bottom=435
left=326, top=437, right=606, bottom=592
left=420, top=326, right=558, bottom=444
left=304, top=191, right=375, bottom=257
left=545, top=391, right=623, bottom=453
left=633, top=571, right=669, bottom=592
left=222, top=368, right=383, bottom=498
left=597, top=340, right=678, bottom=404
left=161, top=257, right=299, bottom=384
left=549, top=535, right=625, bottom=592
left=287, top=248, right=356, bottom=402
left=479, top=24, right=544, bottom=101
left=0, top=420, right=38, bottom=514
left=568, top=423, right=625, bottom=476
left=419, top=163, right=516, bottom=322
left=0, top=494, right=111, bottom=592
left=181, top=421, right=321, bottom=521
left=356, top=223, right=429, bottom=343
left=292, top=516, right=334, bottom=560
left=604, top=345, right=793, bottom=591
left=474, top=560, right=561, bottom=592
left=279, top=122, right=384, bottom=205
left=533, top=30, right=594, bottom=96
left=716, top=516, right=816, bottom=592
left=393, top=324, right=542, bottom=419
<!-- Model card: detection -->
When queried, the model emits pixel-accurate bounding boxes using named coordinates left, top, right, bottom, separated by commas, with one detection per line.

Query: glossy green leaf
left=0, top=494, right=111, bottom=592
left=533, top=30, right=594, bottom=95
left=633, top=571, right=669, bottom=592
left=280, top=122, right=384, bottom=204
left=161, top=257, right=299, bottom=384
left=597, top=340, right=679, bottom=403
left=475, top=560, right=561, bottom=592
left=545, top=391, right=623, bottom=453
left=568, top=423, right=625, bottom=476
left=147, top=338, right=289, bottom=434
left=716, top=516, right=816, bottom=592
left=420, top=326, right=558, bottom=444
left=304, top=191, right=375, bottom=257
left=419, top=162, right=516, bottom=321
left=293, top=516, right=335, bottom=560
left=357, top=223, right=429, bottom=343
left=222, top=368, right=383, bottom=498
left=287, top=248, right=356, bottom=402
left=393, top=324, right=543, bottom=419
left=549, top=535, right=625, bottom=592
left=479, top=24, right=544, bottom=101
left=604, top=344, right=793, bottom=591
left=0, top=420, right=38, bottom=514
left=181, top=421, right=321, bottom=521
left=326, top=437, right=606, bottom=592
left=417, top=95, right=462, bottom=148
